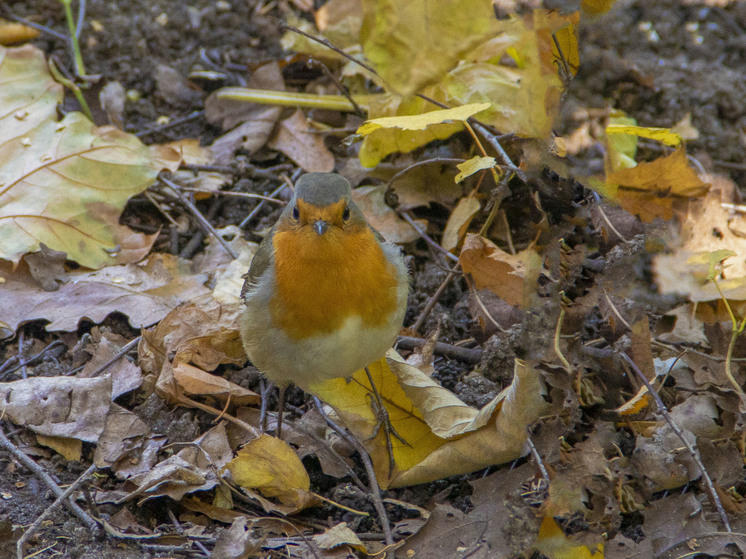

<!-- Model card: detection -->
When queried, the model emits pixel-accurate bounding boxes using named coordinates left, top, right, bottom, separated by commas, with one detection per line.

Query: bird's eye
left=342, top=206, right=350, bottom=221
left=292, top=206, right=300, bottom=220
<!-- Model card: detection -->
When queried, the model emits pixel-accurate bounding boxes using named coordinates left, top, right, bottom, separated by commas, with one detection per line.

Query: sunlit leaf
left=606, top=123, right=682, bottom=147
left=357, top=102, right=490, bottom=134
left=454, top=156, right=496, bottom=183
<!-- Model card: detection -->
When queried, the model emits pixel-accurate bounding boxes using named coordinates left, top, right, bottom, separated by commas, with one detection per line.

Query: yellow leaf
left=536, top=516, right=605, bottom=559
left=441, top=195, right=481, bottom=253
left=360, top=0, right=502, bottom=96
left=603, top=148, right=709, bottom=222
left=0, top=45, right=180, bottom=268
left=310, top=354, right=548, bottom=488
left=459, top=233, right=542, bottom=308
left=454, top=156, right=496, bottom=183
left=581, top=0, right=617, bottom=15
left=36, top=434, right=82, bottom=461
left=226, top=434, right=317, bottom=513
left=606, top=123, right=682, bottom=147
left=0, top=19, right=39, bottom=45
left=357, top=102, right=490, bottom=135
left=314, top=522, right=367, bottom=553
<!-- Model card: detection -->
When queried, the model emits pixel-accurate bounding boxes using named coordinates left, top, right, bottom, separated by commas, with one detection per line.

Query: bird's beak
left=313, top=219, right=329, bottom=235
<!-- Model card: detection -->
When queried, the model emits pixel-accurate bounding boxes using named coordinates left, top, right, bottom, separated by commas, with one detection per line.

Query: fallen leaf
left=211, top=517, right=263, bottom=559
left=0, top=45, right=181, bottom=268
left=0, top=19, right=39, bottom=45
left=602, top=148, right=709, bottom=222
left=311, top=353, right=548, bottom=488
left=441, top=194, right=481, bottom=252
left=35, top=434, right=82, bottom=461
left=535, top=516, right=604, bottom=559
left=0, top=253, right=210, bottom=336
left=459, top=233, right=542, bottom=308
left=357, top=103, right=491, bottom=135
left=124, top=423, right=233, bottom=503
left=268, top=109, right=334, bottom=172
left=360, top=0, right=501, bottom=96
left=654, top=177, right=746, bottom=304
left=350, top=185, right=422, bottom=243
left=313, top=522, right=366, bottom=553
left=0, top=375, right=112, bottom=442
left=454, top=155, right=496, bottom=183
left=606, top=123, right=682, bottom=147
left=226, top=434, right=318, bottom=513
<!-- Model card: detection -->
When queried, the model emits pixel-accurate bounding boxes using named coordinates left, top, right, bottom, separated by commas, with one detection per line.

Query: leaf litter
left=1, top=1, right=746, bottom=558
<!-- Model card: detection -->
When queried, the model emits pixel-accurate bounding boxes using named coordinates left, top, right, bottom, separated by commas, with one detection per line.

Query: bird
left=239, top=172, right=409, bottom=443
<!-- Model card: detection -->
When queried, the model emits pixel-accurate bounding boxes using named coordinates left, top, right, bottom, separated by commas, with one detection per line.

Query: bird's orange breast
left=270, top=227, right=400, bottom=340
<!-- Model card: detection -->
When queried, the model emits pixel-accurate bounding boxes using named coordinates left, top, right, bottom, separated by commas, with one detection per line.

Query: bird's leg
left=364, top=366, right=410, bottom=474
left=276, top=384, right=287, bottom=439
left=258, top=379, right=271, bottom=433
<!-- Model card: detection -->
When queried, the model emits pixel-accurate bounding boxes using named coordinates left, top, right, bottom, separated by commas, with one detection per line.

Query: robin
left=239, top=172, right=409, bottom=441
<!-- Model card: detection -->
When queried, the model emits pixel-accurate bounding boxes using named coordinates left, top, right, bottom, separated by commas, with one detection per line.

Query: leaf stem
left=59, top=0, right=86, bottom=77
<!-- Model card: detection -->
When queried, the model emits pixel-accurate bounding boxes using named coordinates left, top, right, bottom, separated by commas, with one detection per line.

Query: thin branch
left=159, top=174, right=238, bottom=259
left=313, top=398, right=394, bottom=546
left=619, top=352, right=731, bottom=533
left=399, top=211, right=459, bottom=263
left=410, top=268, right=459, bottom=333
left=17, top=464, right=97, bottom=559
left=0, top=424, right=98, bottom=533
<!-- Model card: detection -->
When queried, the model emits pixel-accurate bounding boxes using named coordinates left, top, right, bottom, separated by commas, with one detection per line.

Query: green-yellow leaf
left=455, top=156, right=496, bottom=183
left=360, top=0, right=501, bottom=96
left=0, top=45, right=180, bottom=269
left=606, top=123, right=682, bottom=147
left=357, top=102, right=490, bottom=135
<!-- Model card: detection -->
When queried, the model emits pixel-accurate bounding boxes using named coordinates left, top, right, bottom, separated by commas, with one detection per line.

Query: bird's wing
left=240, top=228, right=274, bottom=300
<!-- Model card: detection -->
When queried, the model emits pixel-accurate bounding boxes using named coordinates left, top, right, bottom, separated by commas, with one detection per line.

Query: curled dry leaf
left=211, top=517, right=263, bottom=559
left=310, top=353, right=548, bottom=488
left=0, top=253, right=211, bottom=337
left=226, top=434, right=318, bottom=514
left=459, top=233, right=542, bottom=308
left=123, top=423, right=233, bottom=503
left=313, top=522, right=366, bottom=553
left=0, top=45, right=181, bottom=268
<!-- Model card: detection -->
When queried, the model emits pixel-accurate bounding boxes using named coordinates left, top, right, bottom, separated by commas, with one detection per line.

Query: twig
left=0, top=8, right=67, bottom=40
left=84, top=336, right=141, bottom=378
left=553, top=307, right=573, bottom=376
left=48, top=57, right=93, bottom=121
left=1, top=340, right=66, bottom=379
left=526, top=434, right=549, bottom=481
left=469, top=283, right=508, bottom=334
left=178, top=186, right=285, bottom=203
left=160, top=174, right=238, bottom=259
left=281, top=23, right=378, bottom=76
left=313, top=398, right=394, bottom=546
left=135, top=111, right=204, bottom=139
left=397, top=335, right=481, bottom=363
left=16, top=328, right=27, bottom=379
left=386, top=158, right=466, bottom=192
left=619, top=352, right=731, bottom=533
left=168, top=509, right=209, bottom=557
left=593, top=192, right=631, bottom=243
left=0, top=424, right=98, bottom=534
left=471, top=122, right=526, bottom=183
left=410, top=269, right=458, bottom=333
left=17, top=463, right=97, bottom=559
left=239, top=182, right=288, bottom=229
left=399, top=211, right=459, bottom=263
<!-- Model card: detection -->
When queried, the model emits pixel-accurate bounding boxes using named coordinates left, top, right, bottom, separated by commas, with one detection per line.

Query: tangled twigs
left=16, top=463, right=98, bottom=559
left=0, top=424, right=98, bottom=535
